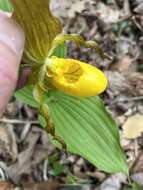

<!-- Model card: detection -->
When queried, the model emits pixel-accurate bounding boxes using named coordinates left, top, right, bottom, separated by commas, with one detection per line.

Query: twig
left=0, top=118, right=39, bottom=125
left=0, top=168, right=6, bottom=181
left=134, top=139, right=139, bottom=158
left=114, top=0, right=122, bottom=8
left=113, top=96, right=143, bottom=103
left=129, top=151, right=142, bottom=174
left=43, top=159, right=49, bottom=181
left=123, top=0, right=131, bottom=17
left=20, top=123, right=32, bottom=141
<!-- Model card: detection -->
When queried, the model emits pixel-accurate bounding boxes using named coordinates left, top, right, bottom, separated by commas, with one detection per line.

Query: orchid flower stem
left=33, top=82, right=67, bottom=150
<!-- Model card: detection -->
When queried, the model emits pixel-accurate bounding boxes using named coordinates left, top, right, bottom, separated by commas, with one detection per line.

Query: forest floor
left=0, top=0, right=143, bottom=189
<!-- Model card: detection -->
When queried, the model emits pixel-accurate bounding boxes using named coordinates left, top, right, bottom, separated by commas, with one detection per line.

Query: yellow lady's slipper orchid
left=45, top=56, right=108, bottom=97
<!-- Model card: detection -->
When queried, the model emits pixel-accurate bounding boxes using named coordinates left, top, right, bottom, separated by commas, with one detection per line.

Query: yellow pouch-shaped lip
left=46, top=57, right=108, bottom=97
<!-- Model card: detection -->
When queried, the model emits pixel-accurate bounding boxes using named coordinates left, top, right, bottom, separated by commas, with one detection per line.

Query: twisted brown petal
left=11, top=0, right=62, bottom=63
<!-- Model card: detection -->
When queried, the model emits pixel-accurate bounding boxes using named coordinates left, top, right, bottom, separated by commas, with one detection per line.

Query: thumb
left=0, top=12, right=25, bottom=116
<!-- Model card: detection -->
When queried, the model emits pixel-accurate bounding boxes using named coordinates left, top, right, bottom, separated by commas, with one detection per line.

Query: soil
left=1, top=0, right=143, bottom=189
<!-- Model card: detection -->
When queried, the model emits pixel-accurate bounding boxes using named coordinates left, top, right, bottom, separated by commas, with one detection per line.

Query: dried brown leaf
left=134, top=2, right=143, bottom=15
left=7, top=128, right=40, bottom=183
left=7, top=126, right=52, bottom=183
left=115, top=56, right=133, bottom=72
left=97, top=3, right=122, bottom=24
left=105, top=71, right=133, bottom=96
left=0, top=181, right=14, bottom=190
left=126, top=72, right=143, bottom=96
left=51, top=0, right=95, bottom=18
left=23, top=181, right=59, bottom=190
left=0, top=124, right=17, bottom=162
left=131, top=152, right=143, bottom=173
left=0, top=181, right=59, bottom=190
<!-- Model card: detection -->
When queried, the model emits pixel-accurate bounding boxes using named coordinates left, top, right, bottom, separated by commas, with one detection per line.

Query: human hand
left=0, top=12, right=25, bottom=117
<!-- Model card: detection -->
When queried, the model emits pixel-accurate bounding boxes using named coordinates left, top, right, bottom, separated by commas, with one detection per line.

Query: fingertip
left=0, top=15, right=25, bottom=116
left=0, top=14, right=25, bottom=59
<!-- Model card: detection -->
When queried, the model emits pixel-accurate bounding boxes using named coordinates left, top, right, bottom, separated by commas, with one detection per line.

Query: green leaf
left=47, top=90, right=128, bottom=174
left=48, top=153, right=59, bottom=164
left=15, top=86, right=128, bottom=174
left=52, top=43, right=67, bottom=58
left=52, top=162, right=64, bottom=176
left=0, top=0, right=13, bottom=12
left=38, top=114, right=47, bottom=128
left=11, top=0, right=62, bottom=63
left=123, top=182, right=143, bottom=190
left=15, top=86, right=38, bottom=108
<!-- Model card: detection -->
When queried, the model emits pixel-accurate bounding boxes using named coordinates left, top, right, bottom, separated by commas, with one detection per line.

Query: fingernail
left=0, top=13, right=25, bottom=56
left=0, top=10, right=12, bottom=18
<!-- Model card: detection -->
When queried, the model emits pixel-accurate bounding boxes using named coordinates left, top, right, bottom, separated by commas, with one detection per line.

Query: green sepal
left=15, top=86, right=38, bottom=108
left=0, top=0, right=13, bottom=12
left=15, top=86, right=128, bottom=175
left=51, top=43, right=67, bottom=58
left=38, top=114, right=47, bottom=129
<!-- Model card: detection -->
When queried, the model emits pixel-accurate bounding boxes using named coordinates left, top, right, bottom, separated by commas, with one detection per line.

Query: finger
left=0, top=12, right=25, bottom=116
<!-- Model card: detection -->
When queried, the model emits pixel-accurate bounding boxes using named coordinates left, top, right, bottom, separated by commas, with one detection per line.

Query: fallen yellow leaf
left=122, top=114, right=143, bottom=139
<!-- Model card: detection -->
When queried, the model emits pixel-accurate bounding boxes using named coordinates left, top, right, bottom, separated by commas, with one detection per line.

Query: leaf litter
left=1, top=0, right=143, bottom=189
